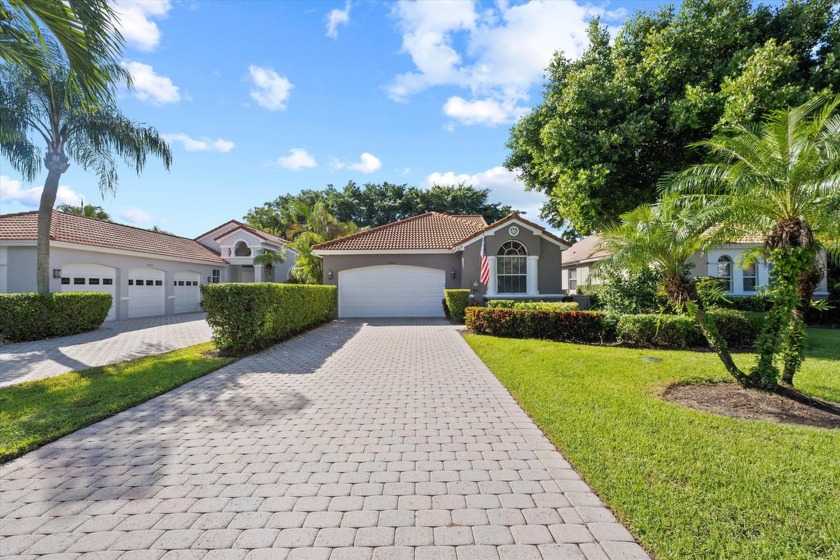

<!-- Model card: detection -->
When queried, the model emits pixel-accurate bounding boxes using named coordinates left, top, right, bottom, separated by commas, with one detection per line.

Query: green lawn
left=0, top=342, right=234, bottom=462
left=465, top=328, right=840, bottom=560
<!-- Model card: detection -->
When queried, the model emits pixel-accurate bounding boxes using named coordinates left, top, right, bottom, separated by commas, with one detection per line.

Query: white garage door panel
left=174, top=272, right=201, bottom=314
left=339, top=265, right=445, bottom=318
left=128, top=268, right=165, bottom=318
left=60, top=263, right=117, bottom=321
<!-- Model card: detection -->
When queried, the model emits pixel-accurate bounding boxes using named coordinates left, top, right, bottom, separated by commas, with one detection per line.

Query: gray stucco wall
left=538, top=237, right=563, bottom=294
left=321, top=253, right=463, bottom=289
left=1, top=244, right=225, bottom=320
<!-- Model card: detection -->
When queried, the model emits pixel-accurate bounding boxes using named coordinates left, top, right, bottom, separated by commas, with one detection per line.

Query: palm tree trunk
left=693, top=301, right=751, bottom=387
left=781, top=263, right=823, bottom=385
left=36, top=150, right=70, bottom=294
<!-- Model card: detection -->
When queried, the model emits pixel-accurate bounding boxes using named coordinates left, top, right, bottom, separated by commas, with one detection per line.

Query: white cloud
left=122, top=61, right=181, bottom=105
left=332, top=152, right=382, bottom=174
left=248, top=65, right=293, bottom=110
left=120, top=207, right=153, bottom=224
left=425, top=166, right=547, bottom=223
left=442, top=96, right=526, bottom=126
left=113, top=0, right=172, bottom=52
left=267, top=148, right=317, bottom=170
left=389, top=0, right=595, bottom=126
left=0, top=175, right=83, bottom=208
left=326, top=1, right=351, bottom=39
left=162, top=133, right=235, bottom=153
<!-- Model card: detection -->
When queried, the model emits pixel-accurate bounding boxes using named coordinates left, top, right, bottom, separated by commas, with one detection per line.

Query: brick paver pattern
left=0, top=319, right=650, bottom=560
left=0, top=313, right=212, bottom=387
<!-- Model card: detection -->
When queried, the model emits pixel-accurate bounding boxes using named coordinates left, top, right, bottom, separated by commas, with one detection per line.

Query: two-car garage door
left=338, top=265, right=445, bottom=318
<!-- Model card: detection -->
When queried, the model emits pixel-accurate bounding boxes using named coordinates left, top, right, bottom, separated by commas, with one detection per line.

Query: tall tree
left=0, top=0, right=126, bottom=104
left=506, top=0, right=838, bottom=234
left=285, top=202, right=358, bottom=284
left=56, top=199, right=110, bottom=221
left=0, top=58, right=172, bottom=293
left=668, top=95, right=840, bottom=389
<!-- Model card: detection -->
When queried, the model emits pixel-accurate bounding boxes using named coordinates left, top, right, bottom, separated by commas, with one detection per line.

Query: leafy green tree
left=0, top=0, right=126, bottom=104
left=594, top=197, right=754, bottom=386
left=668, top=95, right=840, bottom=389
left=0, top=59, right=172, bottom=294
left=506, top=0, right=838, bottom=234
left=285, top=202, right=358, bottom=284
left=56, top=198, right=110, bottom=221
left=253, top=249, right=286, bottom=282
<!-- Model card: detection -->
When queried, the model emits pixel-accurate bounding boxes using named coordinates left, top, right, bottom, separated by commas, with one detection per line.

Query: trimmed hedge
left=201, top=283, right=337, bottom=354
left=0, top=292, right=112, bottom=342
left=486, top=300, right=579, bottom=312
left=616, top=309, right=765, bottom=349
left=466, top=307, right=606, bottom=343
left=444, top=289, right=471, bottom=323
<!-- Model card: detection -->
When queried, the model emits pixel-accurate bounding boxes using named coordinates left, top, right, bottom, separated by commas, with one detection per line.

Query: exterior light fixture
left=53, top=269, right=62, bottom=278
left=472, top=280, right=479, bottom=289
left=451, top=268, right=456, bottom=279
left=327, top=269, right=333, bottom=280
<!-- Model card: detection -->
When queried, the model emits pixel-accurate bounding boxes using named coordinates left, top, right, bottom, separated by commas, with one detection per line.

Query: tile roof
left=456, top=213, right=572, bottom=248
left=214, top=223, right=289, bottom=245
left=562, top=234, right=609, bottom=266
left=312, top=212, right=489, bottom=251
left=0, top=211, right=225, bottom=264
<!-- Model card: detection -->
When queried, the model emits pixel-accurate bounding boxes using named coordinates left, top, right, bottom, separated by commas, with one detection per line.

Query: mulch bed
left=664, top=383, right=840, bottom=429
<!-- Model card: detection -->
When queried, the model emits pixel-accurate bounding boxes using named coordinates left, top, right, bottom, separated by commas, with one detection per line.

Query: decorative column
left=526, top=255, right=539, bottom=295
left=254, top=264, right=264, bottom=283
left=486, top=256, right=498, bottom=296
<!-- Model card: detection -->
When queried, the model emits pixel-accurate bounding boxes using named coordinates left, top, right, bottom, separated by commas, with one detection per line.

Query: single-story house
left=561, top=233, right=830, bottom=297
left=0, top=211, right=296, bottom=321
left=312, top=212, right=571, bottom=318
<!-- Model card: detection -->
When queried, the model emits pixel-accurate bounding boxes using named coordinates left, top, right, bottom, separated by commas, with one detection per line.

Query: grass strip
left=465, top=328, right=840, bottom=560
left=0, top=342, right=234, bottom=462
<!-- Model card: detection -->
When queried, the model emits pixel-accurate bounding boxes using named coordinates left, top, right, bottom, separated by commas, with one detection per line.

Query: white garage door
left=174, top=272, right=201, bottom=314
left=60, top=263, right=117, bottom=321
left=128, top=268, right=165, bottom=318
left=339, top=265, right=446, bottom=318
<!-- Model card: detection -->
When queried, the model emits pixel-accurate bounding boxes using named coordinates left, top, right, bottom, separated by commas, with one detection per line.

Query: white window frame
left=568, top=268, right=577, bottom=292
left=717, top=255, right=733, bottom=292
left=742, top=262, right=757, bottom=292
left=496, top=240, right=528, bottom=294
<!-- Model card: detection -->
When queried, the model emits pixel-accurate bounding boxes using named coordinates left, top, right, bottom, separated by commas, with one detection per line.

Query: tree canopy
left=505, top=0, right=839, bottom=235
left=244, top=182, right=514, bottom=236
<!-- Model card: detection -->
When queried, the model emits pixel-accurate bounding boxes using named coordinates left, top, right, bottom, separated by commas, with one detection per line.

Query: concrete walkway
left=0, top=319, right=649, bottom=560
left=0, top=313, right=212, bottom=387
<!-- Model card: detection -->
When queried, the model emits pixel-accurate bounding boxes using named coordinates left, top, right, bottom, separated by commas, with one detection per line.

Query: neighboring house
left=561, top=233, right=830, bottom=297
left=0, top=212, right=296, bottom=321
left=313, top=212, right=570, bottom=318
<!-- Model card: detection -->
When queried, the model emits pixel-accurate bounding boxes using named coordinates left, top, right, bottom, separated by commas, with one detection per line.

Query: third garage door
left=338, top=265, right=445, bottom=318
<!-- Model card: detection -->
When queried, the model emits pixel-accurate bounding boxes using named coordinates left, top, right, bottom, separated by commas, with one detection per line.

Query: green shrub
left=466, top=307, right=607, bottom=343
left=594, top=267, right=667, bottom=315
left=616, top=310, right=765, bottom=349
left=201, top=283, right=337, bottom=354
left=444, top=289, right=471, bottom=323
left=0, top=292, right=111, bottom=342
left=485, top=300, right=579, bottom=311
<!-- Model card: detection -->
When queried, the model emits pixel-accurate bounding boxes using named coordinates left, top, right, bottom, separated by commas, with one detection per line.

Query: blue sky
left=1, top=0, right=642, bottom=237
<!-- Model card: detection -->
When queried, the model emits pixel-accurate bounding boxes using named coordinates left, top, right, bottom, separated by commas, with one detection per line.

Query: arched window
left=234, top=241, right=251, bottom=257
left=497, top=241, right=527, bottom=294
left=743, top=262, right=757, bottom=292
left=717, top=255, right=733, bottom=292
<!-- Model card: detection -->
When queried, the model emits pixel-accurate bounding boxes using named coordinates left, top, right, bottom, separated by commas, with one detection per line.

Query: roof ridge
left=442, top=213, right=489, bottom=227
left=193, top=219, right=242, bottom=241
left=53, top=211, right=197, bottom=241
left=312, top=212, right=437, bottom=250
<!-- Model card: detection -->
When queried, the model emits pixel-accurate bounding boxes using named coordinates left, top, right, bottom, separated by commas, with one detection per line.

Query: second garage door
left=128, top=268, right=165, bottom=318
left=174, top=271, right=201, bottom=313
left=338, top=265, right=445, bottom=318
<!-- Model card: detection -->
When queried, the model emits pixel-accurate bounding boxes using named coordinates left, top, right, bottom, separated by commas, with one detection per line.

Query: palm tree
left=56, top=198, right=110, bottom=220
left=667, top=95, right=840, bottom=389
left=0, top=0, right=125, bottom=104
left=284, top=202, right=358, bottom=284
left=593, top=198, right=753, bottom=387
left=0, top=58, right=172, bottom=294
left=253, top=249, right=287, bottom=282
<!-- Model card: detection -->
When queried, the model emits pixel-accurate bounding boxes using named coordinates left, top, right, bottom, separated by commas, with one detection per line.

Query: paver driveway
left=0, top=319, right=649, bottom=560
left=0, top=313, right=211, bottom=387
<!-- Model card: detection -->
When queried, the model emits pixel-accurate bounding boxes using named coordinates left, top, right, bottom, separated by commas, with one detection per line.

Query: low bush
left=485, top=300, right=579, bottom=311
left=466, top=307, right=606, bottom=343
left=201, top=283, right=337, bottom=354
left=444, top=289, right=471, bottom=323
left=616, top=309, right=765, bottom=349
left=0, top=292, right=111, bottom=342
left=804, top=301, right=840, bottom=327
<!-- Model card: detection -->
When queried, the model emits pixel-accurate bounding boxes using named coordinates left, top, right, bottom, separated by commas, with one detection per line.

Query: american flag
left=480, top=236, right=490, bottom=285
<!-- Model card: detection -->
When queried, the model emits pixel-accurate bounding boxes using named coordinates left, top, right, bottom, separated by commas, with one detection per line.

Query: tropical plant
left=56, top=198, right=110, bottom=220
left=668, top=94, right=840, bottom=389
left=593, top=197, right=754, bottom=386
left=0, top=58, right=172, bottom=294
left=253, top=248, right=286, bottom=282
left=283, top=202, right=358, bottom=284
left=0, top=0, right=126, bottom=104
